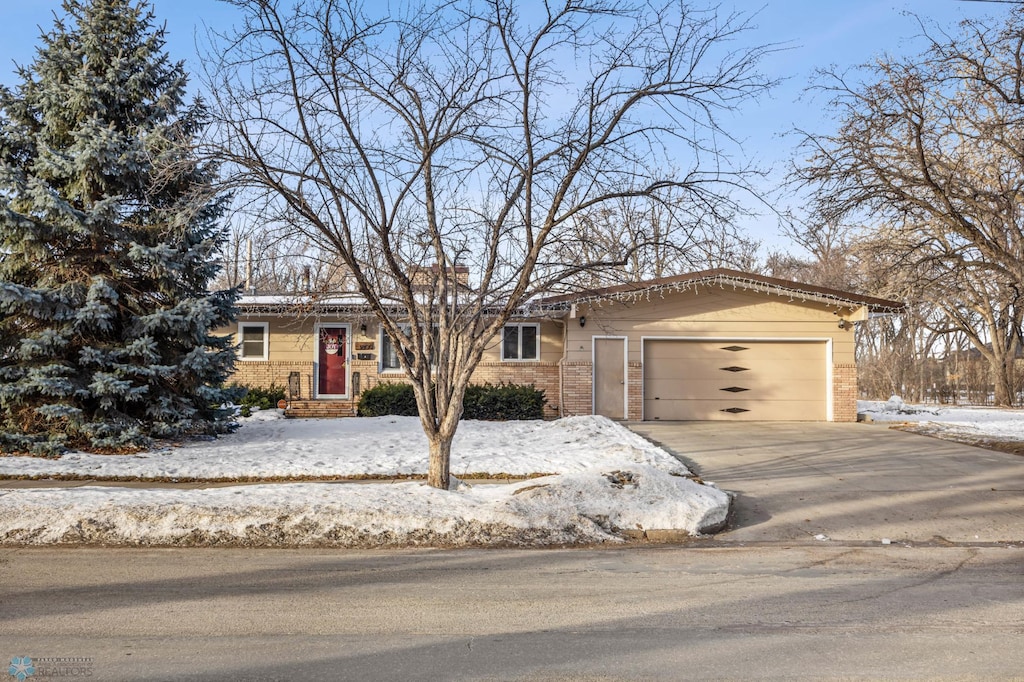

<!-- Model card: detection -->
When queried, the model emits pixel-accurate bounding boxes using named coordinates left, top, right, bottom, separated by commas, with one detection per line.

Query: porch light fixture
left=579, top=315, right=586, bottom=327
left=838, top=319, right=850, bottom=330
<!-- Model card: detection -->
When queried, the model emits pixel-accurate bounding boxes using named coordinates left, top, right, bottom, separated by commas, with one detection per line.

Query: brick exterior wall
left=235, top=358, right=858, bottom=422
left=231, top=361, right=314, bottom=398
left=560, top=361, right=593, bottom=417
left=833, top=363, right=858, bottom=422
left=627, top=361, right=643, bottom=421
left=229, top=359, right=560, bottom=419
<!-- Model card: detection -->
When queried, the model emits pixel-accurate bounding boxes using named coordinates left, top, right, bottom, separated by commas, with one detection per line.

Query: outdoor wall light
left=838, top=319, right=850, bottom=330
left=360, top=323, right=367, bottom=334
left=579, top=315, right=587, bottom=327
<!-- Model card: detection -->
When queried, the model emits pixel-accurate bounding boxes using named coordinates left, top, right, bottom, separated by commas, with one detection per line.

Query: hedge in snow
left=357, top=382, right=547, bottom=420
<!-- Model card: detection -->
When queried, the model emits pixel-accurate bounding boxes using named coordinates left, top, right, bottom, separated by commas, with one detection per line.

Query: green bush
left=357, top=382, right=418, bottom=417
left=357, top=381, right=547, bottom=420
left=462, top=382, right=547, bottom=421
left=233, top=383, right=287, bottom=417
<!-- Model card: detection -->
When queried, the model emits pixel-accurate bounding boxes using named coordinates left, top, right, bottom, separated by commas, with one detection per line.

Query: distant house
left=220, top=268, right=902, bottom=421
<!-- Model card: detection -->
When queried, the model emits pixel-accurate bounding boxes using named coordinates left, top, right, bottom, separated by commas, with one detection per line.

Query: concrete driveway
left=629, top=422, right=1024, bottom=545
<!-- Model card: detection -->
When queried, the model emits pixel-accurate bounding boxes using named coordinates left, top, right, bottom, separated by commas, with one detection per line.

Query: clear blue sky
left=0, top=0, right=1015, bottom=251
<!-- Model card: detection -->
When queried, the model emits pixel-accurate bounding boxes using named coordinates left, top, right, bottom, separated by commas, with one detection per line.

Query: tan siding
left=592, top=289, right=844, bottom=322
left=478, top=319, right=563, bottom=363
left=564, top=288, right=859, bottom=364
left=219, top=317, right=320, bottom=364
left=561, top=285, right=862, bottom=421
left=224, top=316, right=558, bottom=365
left=266, top=318, right=317, bottom=362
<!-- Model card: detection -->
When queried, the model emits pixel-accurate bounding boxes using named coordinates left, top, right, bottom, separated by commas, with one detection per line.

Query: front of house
left=222, top=269, right=901, bottom=422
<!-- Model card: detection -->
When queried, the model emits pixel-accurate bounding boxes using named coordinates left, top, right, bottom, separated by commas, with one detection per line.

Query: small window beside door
left=238, top=322, right=269, bottom=361
left=380, top=324, right=441, bottom=371
left=380, top=328, right=403, bottom=371
left=502, top=324, right=539, bottom=361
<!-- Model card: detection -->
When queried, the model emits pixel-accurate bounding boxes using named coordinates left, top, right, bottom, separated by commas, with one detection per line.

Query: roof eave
left=534, top=269, right=905, bottom=315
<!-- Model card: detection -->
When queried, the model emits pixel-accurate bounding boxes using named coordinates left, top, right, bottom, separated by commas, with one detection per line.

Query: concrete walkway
left=629, top=421, right=1024, bottom=545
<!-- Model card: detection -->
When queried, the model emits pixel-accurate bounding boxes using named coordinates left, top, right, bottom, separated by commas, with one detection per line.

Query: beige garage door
left=643, top=340, right=828, bottom=421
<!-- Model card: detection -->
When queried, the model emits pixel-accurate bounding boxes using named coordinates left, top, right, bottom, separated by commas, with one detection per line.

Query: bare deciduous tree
left=206, top=0, right=772, bottom=488
left=792, top=9, right=1024, bottom=406
left=548, top=194, right=760, bottom=289
left=763, top=220, right=863, bottom=291
left=796, top=10, right=1024, bottom=284
left=861, top=229, right=1023, bottom=405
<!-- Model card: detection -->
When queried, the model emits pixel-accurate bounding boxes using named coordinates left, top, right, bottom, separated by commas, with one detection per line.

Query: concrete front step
left=284, top=400, right=356, bottom=418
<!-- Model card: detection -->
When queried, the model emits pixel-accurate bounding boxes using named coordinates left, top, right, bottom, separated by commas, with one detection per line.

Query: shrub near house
left=234, top=384, right=287, bottom=417
left=358, top=382, right=546, bottom=420
left=462, top=383, right=547, bottom=420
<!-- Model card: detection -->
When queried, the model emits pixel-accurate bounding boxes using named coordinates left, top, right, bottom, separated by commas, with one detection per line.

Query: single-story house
left=221, top=268, right=902, bottom=422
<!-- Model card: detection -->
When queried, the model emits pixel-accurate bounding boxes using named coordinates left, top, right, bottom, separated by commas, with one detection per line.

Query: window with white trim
left=238, top=322, right=269, bottom=361
left=501, top=324, right=539, bottom=361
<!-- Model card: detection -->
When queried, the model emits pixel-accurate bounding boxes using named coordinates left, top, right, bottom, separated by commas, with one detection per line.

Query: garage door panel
left=644, top=341, right=823, bottom=364
left=642, top=339, right=828, bottom=421
left=645, top=378, right=824, bottom=401
left=645, top=363, right=824, bottom=382
left=644, top=399, right=826, bottom=421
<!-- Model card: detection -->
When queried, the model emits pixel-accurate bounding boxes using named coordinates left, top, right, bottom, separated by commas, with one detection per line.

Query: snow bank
left=859, top=398, right=1024, bottom=441
left=860, top=395, right=1024, bottom=438
left=0, top=467, right=728, bottom=547
left=0, top=416, right=729, bottom=546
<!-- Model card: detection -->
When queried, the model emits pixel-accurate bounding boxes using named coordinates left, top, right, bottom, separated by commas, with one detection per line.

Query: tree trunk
left=419, top=379, right=466, bottom=490
left=426, top=432, right=452, bottom=490
left=992, top=351, right=1016, bottom=408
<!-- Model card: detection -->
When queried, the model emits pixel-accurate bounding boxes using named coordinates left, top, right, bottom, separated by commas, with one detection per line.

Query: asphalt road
left=2, top=545, right=1022, bottom=681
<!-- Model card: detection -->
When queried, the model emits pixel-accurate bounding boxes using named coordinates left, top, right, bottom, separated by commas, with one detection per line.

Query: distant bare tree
left=764, top=220, right=863, bottom=291
left=218, top=222, right=335, bottom=293
left=550, top=194, right=760, bottom=289
left=792, top=9, right=1024, bottom=405
left=861, top=229, right=1023, bottom=404
left=206, top=0, right=772, bottom=488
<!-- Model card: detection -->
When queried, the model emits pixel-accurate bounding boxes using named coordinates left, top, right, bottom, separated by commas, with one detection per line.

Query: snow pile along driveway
left=0, top=416, right=730, bottom=547
left=859, top=397, right=1024, bottom=444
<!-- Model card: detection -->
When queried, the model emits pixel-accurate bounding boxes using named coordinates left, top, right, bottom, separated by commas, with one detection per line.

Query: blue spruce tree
left=0, top=0, right=239, bottom=455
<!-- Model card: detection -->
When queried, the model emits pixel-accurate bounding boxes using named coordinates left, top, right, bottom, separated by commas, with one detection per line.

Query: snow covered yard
left=859, top=397, right=1024, bottom=454
left=0, top=415, right=729, bottom=547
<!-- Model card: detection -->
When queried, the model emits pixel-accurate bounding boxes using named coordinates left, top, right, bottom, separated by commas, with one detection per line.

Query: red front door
left=317, top=326, right=347, bottom=396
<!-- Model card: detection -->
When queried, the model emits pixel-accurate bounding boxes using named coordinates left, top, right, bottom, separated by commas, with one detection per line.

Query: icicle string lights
left=236, top=274, right=903, bottom=318
left=526, top=273, right=903, bottom=316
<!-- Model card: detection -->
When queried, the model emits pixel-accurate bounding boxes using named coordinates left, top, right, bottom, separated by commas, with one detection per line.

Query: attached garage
left=540, top=268, right=903, bottom=423
left=642, top=339, right=828, bottom=421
